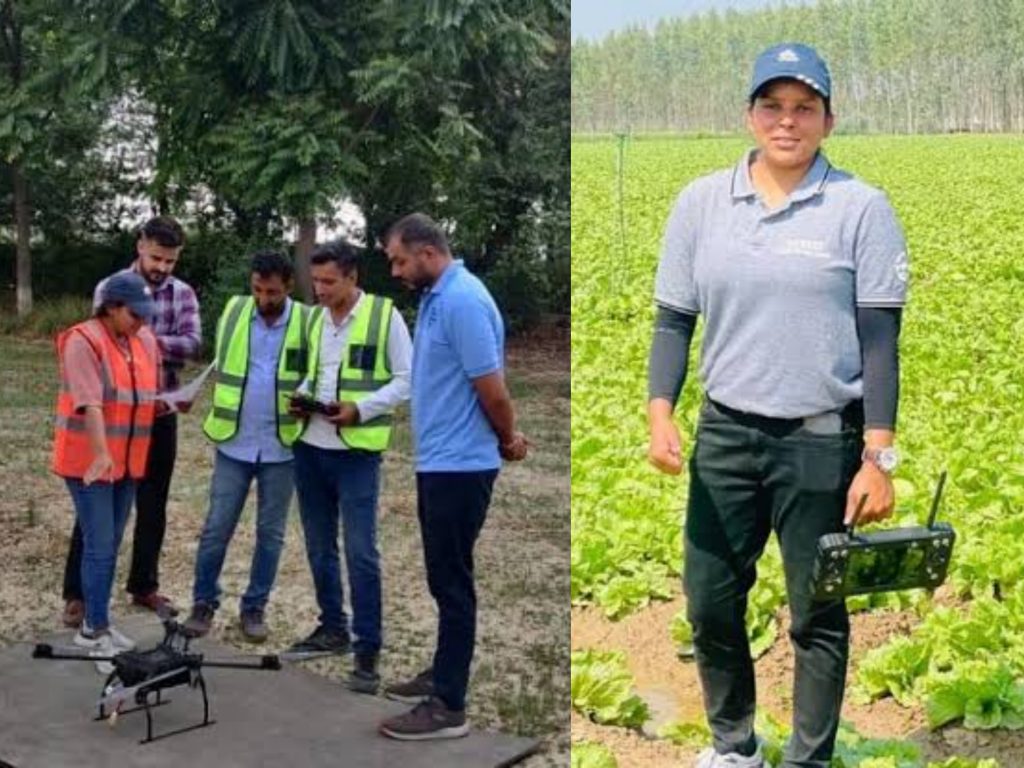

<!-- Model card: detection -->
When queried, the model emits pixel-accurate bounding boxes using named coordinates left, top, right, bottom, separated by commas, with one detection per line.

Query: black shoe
left=281, top=625, right=351, bottom=660
left=347, top=651, right=380, bottom=694
left=384, top=668, right=434, bottom=703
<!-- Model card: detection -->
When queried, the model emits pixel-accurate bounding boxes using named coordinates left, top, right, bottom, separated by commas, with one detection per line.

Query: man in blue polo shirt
left=378, top=213, right=528, bottom=741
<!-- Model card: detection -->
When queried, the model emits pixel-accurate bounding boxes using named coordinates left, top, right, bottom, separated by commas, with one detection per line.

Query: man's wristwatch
left=862, top=446, right=899, bottom=474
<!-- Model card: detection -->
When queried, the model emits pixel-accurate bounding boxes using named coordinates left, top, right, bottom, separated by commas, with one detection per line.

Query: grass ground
left=0, top=326, right=569, bottom=765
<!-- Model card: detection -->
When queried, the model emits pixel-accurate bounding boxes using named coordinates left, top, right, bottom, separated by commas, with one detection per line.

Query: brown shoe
left=379, top=697, right=469, bottom=741
left=131, top=591, right=180, bottom=618
left=62, top=599, right=84, bottom=628
left=182, top=603, right=215, bottom=638
left=239, top=608, right=268, bottom=643
left=384, top=667, right=434, bottom=703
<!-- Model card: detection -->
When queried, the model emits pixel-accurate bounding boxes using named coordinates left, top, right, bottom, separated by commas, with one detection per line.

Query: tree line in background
left=1, top=0, right=569, bottom=331
left=572, top=0, right=1024, bottom=136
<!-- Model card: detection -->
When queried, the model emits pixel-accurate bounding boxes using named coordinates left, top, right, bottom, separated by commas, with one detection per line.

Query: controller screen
left=845, top=544, right=927, bottom=588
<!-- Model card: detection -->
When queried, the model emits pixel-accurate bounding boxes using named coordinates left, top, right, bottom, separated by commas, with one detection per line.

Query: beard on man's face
left=400, top=265, right=429, bottom=291
left=141, top=267, right=169, bottom=286
left=257, top=299, right=286, bottom=317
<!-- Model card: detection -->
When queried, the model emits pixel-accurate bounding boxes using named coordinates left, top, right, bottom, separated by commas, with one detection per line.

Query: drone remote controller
left=288, top=393, right=338, bottom=416
left=811, top=472, right=955, bottom=601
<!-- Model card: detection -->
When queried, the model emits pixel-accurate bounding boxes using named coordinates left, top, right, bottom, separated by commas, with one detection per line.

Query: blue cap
left=100, top=272, right=156, bottom=320
left=750, top=43, right=831, bottom=100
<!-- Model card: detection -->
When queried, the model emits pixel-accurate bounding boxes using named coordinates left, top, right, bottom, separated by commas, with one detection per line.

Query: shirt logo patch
left=895, top=252, right=910, bottom=283
left=780, top=238, right=830, bottom=259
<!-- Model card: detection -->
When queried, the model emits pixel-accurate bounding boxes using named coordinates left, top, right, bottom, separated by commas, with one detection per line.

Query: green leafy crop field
left=571, top=134, right=1024, bottom=767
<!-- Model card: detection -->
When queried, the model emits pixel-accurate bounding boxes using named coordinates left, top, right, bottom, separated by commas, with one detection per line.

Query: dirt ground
left=0, top=327, right=569, bottom=766
left=571, top=588, right=1024, bottom=767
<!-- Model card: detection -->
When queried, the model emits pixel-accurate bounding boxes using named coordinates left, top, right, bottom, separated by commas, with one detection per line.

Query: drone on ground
left=33, top=618, right=280, bottom=744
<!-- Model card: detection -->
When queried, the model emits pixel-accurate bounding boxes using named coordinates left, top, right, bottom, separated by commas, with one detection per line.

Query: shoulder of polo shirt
left=820, top=167, right=882, bottom=202
left=841, top=184, right=900, bottom=227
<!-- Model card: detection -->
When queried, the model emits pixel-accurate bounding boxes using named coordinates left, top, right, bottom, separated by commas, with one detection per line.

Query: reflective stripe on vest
left=52, top=319, right=159, bottom=480
left=202, top=297, right=311, bottom=447
left=305, top=294, right=394, bottom=451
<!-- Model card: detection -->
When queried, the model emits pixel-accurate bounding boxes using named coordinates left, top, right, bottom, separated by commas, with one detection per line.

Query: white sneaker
left=74, top=632, right=118, bottom=675
left=695, top=736, right=770, bottom=768
left=75, top=622, right=136, bottom=652
left=104, top=624, right=136, bottom=651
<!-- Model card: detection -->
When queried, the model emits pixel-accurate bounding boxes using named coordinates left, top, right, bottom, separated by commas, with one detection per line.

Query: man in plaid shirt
left=62, top=216, right=202, bottom=626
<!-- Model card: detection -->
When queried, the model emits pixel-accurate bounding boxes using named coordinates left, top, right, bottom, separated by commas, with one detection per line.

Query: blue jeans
left=65, top=478, right=136, bottom=630
left=192, top=451, right=294, bottom=613
left=293, top=441, right=382, bottom=654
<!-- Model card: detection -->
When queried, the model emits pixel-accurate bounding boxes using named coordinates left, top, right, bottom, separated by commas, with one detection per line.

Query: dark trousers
left=684, top=399, right=862, bottom=768
left=417, top=469, right=498, bottom=712
left=63, top=414, right=178, bottom=600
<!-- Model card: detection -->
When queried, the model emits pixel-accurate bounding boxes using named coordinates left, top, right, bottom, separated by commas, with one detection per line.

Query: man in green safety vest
left=182, top=251, right=310, bottom=643
left=282, top=239, right=412, bottom=696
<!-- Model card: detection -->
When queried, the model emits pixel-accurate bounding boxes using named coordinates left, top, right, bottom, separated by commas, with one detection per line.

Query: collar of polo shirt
left=428, top=259, right=465, bottom=295
left=730, top=148, right=833, bottom=206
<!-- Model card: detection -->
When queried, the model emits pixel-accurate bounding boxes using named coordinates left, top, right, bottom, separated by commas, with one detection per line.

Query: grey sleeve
left=653, top=188, right=701, bottom=313
left=648, top=305, right=698, bottom=407
left=855, top=192, right=910, bottom=307
left=857, top=306, right=901, bottom=430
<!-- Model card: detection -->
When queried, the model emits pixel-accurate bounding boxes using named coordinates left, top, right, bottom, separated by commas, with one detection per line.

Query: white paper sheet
left=158, top=362, right=216, bottom=412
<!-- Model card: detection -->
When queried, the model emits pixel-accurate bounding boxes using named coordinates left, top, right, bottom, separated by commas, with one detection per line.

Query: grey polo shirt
left=654, top=148, right=909, bottom=419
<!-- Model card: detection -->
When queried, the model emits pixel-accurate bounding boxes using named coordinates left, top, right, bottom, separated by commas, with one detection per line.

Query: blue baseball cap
left=100, top=272, right=156, bottom=321
left=750, top=43, right=831, bottom=101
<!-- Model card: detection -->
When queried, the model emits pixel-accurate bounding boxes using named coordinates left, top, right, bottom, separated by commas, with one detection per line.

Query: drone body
left=33, top=619, right=280, bottom=744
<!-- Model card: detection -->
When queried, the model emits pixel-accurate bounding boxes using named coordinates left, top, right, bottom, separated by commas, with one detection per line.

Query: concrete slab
left=0, top=616, right=539, bottom=768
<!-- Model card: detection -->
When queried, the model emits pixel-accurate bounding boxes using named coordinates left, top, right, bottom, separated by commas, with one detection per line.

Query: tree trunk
left=4, top=3, right=31, bottom=315
left=295, top=218, right=316, bottom=302
left=12, top=159, right=32, bottom=317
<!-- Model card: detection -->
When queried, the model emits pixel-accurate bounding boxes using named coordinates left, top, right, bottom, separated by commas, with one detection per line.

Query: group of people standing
left=51, top=211, right=528, bottom=741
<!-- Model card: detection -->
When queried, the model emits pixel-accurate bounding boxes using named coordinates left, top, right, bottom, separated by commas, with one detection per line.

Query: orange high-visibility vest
left=52, top=318, right=160, bottom=480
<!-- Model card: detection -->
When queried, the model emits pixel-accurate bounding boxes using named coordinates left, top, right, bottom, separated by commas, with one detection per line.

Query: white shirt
left=299, top=291, right=412, bottom=450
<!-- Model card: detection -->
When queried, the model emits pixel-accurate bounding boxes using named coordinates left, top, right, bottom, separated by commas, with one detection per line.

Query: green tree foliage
left=572, top=0, right=1024, bottom=135
left=0, top=0, right=124, bottom=314
left=85, top=0, right=569, bottom=319
left=3, top=0, right=569, bottom=327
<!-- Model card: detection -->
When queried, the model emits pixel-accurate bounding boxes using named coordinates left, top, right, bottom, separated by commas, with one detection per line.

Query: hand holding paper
left=158, top=362, right=215, bottom=413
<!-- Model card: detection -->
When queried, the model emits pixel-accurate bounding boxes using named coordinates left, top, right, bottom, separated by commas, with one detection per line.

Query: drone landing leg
left=140, top=718, right=217, bottom=745
left=137, top=671, right=215, bottom=745
left=93, top=697, right=171, bottom=723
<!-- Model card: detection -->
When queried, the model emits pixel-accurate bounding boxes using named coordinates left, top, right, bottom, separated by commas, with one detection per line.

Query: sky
left=571, top=0, right=777, bottom=42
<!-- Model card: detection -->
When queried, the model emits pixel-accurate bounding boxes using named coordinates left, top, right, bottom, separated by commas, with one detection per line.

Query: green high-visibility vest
left=304, top=293, right=394, bottom=452
left=203, top=296, right=311, bottom=446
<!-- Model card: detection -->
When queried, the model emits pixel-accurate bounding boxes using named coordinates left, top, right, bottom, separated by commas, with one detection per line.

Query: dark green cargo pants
left=683, top=397, right=863, bottom=768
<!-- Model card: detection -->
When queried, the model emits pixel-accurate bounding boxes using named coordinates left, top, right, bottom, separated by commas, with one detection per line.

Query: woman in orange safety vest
left=52, top=271, right=161, bottom=667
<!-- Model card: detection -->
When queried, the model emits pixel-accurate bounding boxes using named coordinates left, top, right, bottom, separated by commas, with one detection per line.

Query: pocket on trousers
left=794, top=432, right=858, bottom=493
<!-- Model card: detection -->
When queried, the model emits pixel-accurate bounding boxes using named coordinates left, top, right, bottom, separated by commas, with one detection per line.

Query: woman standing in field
left=52, top=272, right=161, bottom=671
left=647, top=44, right=908, bottom=768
